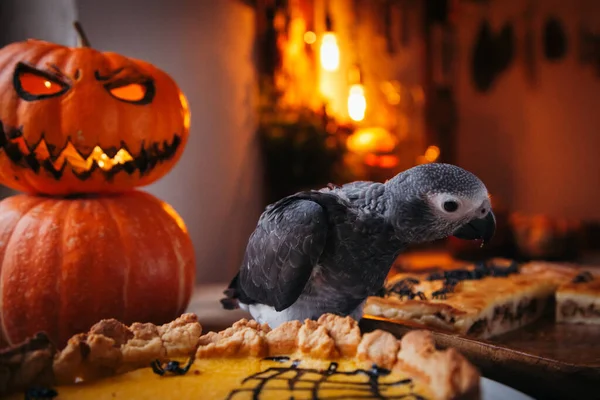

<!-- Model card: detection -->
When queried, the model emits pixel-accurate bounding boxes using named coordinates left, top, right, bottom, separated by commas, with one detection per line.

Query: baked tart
left=1, top=314, right=480, bottom=400
left=518, top=262, right=600, bottom=324
left=365, top=259, right=557, bottom=338
left=556, top=270, right=600, bottom=325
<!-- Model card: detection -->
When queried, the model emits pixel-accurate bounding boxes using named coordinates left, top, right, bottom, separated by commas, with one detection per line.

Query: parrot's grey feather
left=321, top=181, right=386, bottom=212
left=229, top=188, right=404, bottom=324
left=237, top=192, right=346, bottom=311
left=223, top=163, right=493, bottom=328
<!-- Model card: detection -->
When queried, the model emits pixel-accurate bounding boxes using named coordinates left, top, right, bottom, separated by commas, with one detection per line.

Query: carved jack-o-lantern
left=0, top=26, right=190, bottom=195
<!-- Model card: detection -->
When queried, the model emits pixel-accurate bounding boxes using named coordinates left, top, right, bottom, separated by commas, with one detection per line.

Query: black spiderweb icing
left=226, top=357, right=426, bottom=400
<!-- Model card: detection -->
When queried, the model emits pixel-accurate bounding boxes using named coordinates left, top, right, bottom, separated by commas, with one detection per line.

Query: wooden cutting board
left=360, top=310, right=600, bottom=400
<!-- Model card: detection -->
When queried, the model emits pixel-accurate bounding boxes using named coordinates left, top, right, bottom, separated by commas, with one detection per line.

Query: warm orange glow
left=424, top=145, right=440, bottom=162
left=276, top=16, right=321, bottom=110
left=19, top=73, right=63, bottom=95
left=411, top=85, right=426, bottom=106
left=348, top=84, right=366, bottom=122
left=365, top=154, right=399, bottom=168
left=30, top=141, right=134, bottom=172
left=387, top=92, right=401, bottom=105
left=381, top=81, right=402, bottom=105
left=161, top=202, right=188, bottom=234
left=303, top=31, right=317, bottom=44
left=346, top=127, right=397, bottom=154
left=179, top=92, right=191, bottom=131
left=320, top=32, right=340, bottom=71
left=66, top=145, right=134, bottom=171
left=11, top=137, right=30, bottom=155
left=348, top=66, right=361, bottom=84
left=109, top=83, right=146, bottom=102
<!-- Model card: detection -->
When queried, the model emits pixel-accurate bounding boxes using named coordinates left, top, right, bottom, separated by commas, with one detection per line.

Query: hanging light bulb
left=320, top=33, right=340, bottom=71
left=319, top=4, right=339, bottom=71
left=348, top=84, right=366, bottom=121
left=347, top=65, right=366, bottom=122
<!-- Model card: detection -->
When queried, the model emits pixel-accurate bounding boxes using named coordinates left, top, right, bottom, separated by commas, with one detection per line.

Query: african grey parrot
left=221, top=163, right=495, bottom=328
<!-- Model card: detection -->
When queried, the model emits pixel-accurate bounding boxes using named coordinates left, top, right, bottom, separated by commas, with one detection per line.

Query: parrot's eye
left=443, top=200, right=459, bottom=212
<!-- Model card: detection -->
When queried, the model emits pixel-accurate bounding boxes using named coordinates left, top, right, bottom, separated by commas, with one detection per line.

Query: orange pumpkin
left=0, top=190, right=195, bottom=348
left=0, top=25, right=190, bottom=195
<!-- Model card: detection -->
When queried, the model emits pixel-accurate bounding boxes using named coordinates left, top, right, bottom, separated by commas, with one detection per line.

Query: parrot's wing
left=237, top=196, right=330, bottom=311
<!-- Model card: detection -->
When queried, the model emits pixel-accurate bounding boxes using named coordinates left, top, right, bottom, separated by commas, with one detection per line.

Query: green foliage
left=257, top=79, right=349, bottom=203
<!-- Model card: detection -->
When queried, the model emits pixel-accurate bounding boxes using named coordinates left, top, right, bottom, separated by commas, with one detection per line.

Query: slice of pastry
left=556, top=271, right=600, bottom=324
left=0, top=332, right=56, bottom=395
left=2, top=314, right=480, bottom=400
left=519, top=261, right=582, bottom=285
left=519, top=262, right=600, bottom=324
left=365, top=259, right=557, bottom=339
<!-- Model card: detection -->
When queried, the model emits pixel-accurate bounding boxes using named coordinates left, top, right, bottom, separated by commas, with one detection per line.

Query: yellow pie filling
left=14, top=357, right=432, bottom=399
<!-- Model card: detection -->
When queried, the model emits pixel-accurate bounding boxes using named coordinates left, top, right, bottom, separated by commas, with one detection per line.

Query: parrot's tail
left=220, top=273, right=241, bottom=310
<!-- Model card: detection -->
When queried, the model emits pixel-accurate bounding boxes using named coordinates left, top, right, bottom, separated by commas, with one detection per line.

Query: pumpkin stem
left=73, top=21, right=91, bottom=47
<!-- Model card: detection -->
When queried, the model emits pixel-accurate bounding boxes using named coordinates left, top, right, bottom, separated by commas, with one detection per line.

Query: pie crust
left=194, top=313, right=480, bottom=399
left=519, top=262, right=600, bottom=325
left=555, top=271, right=600, bottom=324
left=53, top=312, right=202, bottom=384
left=0, top=332, right=56, bottom=395
left=365, top=260, right=557, bottom=339
left=0, top=313, right=480, bottom=400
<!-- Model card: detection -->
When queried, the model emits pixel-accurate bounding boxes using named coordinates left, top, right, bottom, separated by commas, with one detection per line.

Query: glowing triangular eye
left=18, top=72, right=66, bottom=96
left=109, top=83, right=146, bottom=102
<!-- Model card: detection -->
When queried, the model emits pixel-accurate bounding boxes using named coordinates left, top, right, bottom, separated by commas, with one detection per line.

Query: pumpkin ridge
left=0, top=197, right=47, bottom=346
left=153, top=198, right=188, bottom=314
left=0, top=45, right=24, bottom=82
left=57, top=199, right=79, bottom=345
left=114, top=191, right=189, bottom=324
left=0, top=192, right=195, bottom=347
left=97, top=197, right=130, bottom=322
left=13, top=43, right=58, bottom=72
left=0, top=197, right=57, bottom=346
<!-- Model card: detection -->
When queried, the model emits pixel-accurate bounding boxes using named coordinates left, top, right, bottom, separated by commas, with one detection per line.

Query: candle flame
left=320, top=32, right=340, bottom=71
left=348, top=84, right=366, bottom=122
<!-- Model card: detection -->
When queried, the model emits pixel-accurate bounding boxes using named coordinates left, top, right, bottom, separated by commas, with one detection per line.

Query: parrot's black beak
left=452, top=211, right=496, bottom=244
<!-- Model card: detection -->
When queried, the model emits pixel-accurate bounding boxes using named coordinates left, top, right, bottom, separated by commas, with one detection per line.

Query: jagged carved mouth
left=0, top=122, right=181, bottom=180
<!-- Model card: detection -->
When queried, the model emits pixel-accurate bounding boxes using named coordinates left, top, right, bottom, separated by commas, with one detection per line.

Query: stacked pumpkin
left=0, top=24, right=195, bottom=348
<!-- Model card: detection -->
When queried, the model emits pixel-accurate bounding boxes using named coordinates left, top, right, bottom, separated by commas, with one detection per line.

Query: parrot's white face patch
left=426, top=190, right=490, bottom=222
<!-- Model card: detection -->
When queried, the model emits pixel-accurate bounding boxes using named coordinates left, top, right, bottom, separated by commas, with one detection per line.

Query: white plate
left=481, top=377, right=535, bottom=400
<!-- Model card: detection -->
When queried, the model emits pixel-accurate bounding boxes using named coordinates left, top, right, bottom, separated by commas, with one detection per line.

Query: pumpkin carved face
left=0, top=39, right=190, bottom=195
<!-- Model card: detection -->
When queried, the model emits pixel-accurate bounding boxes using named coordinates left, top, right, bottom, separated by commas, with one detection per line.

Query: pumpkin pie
left=1, top=313, right=480, bottom=400
left=365, top=259, right=557, bottom=338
